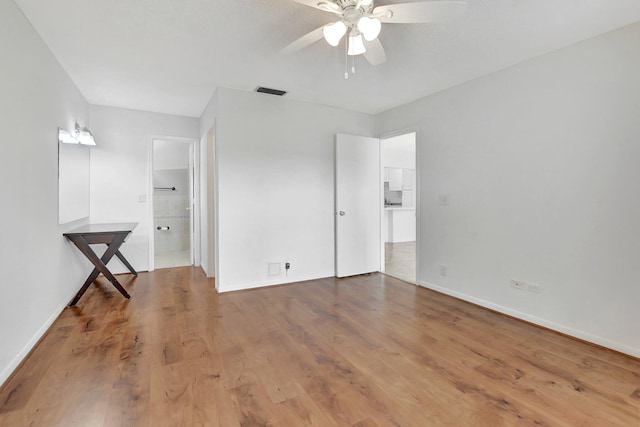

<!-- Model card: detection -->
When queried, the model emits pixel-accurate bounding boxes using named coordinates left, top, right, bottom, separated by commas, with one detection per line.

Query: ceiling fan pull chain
left=344, top=38, right=349, bottom=79
left=352, top=55, right=356, bottom=74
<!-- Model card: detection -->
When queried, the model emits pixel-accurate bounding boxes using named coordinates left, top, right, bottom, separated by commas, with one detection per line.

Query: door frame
left=378, top=128, right=420, bottom=283
left=204, top=126, right=218, bottom=283
left=147, top=135, right=200, bottom=271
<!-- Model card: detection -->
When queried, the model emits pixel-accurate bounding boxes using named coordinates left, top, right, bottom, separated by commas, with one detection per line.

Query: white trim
left=418, top=280, right=640, bottom=358
left=379, top=140, right=385, bottom=272
left=147, top=137, right=155, bottom=271
left=212, top=124, right=220, bottom=289
left=218, top=273, right=335, bottom=293
left=0, top=299, right=68, bottom=387
left=198, top=125, right=217, bottom=282
left=414, top=131, right=421, bottom=287
left=209, top=128, right=218, bottom=280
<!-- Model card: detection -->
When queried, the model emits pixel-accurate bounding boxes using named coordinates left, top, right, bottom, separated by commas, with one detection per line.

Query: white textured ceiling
left=13, top=0, right=640, bottom=117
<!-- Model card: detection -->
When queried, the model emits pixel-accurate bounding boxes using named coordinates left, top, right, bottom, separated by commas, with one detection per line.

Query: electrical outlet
left=439, top=265, right=447, bottom=276
left=511, top=280, right=526, bottom=290
left=527, top=283, right=542, bottom=294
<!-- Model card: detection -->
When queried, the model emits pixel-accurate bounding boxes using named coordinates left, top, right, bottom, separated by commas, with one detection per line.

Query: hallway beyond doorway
left=384, top=241, right=416, bottom=283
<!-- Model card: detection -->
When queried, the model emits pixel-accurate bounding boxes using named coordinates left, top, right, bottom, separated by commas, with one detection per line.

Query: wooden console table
left=63, top=222, right=138, bottom=305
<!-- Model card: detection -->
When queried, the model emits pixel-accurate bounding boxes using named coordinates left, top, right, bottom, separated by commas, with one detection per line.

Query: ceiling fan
left=282, top=0, right=468, bottom=77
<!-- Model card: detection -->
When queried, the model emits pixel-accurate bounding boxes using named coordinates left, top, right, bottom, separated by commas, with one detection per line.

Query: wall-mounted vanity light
left=58, top=123, right=96, bottom=146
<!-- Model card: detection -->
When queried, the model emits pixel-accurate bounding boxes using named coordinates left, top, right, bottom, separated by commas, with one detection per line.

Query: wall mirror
left=58, top=128, right=91, bottom=224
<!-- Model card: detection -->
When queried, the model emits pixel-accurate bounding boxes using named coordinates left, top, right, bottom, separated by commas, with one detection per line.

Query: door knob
left=339, top=211, right=345, bottom=216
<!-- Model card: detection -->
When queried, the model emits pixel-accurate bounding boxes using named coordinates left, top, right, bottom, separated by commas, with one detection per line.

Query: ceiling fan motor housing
left=335, top=0, right=374, bottom=14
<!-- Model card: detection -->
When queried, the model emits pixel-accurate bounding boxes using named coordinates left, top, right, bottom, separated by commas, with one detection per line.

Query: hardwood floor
left=0, top=268, right=638, bottom=426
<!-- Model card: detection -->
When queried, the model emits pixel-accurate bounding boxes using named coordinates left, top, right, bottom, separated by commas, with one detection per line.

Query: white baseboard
left=0, top=299, right=69, bottom=388
left=218, top=272, right=335, bottom=293
left=418, top=281, right=640, bottom=358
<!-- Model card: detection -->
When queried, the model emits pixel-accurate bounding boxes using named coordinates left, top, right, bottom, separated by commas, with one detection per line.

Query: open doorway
left=381, top=132, right=416, bottom=283
left=151, top=138, right=196, bottom=269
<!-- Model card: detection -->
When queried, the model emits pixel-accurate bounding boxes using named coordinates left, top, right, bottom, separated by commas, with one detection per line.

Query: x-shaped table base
left=64, top=223, right=138, bottom=306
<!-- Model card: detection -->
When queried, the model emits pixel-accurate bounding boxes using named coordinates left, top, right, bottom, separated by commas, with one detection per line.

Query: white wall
left=153, top=139, right=191, bottom=170
left=382, top=132, right=416, bottom=169
left=210, top=88, right=375, bottom=291
left=378, top=23, right=640, bottom=356
left=199, top=89, right=217, bottom=277
left=0, top=0, right=90, bottom=385
left=89, top=105, right=199, bottom=272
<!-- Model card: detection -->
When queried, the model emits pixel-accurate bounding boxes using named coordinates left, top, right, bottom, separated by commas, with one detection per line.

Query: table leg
left=70, top=267, right=102, bottom=306
left=68, top=233, right=131, bottom=305
left=115, top=250, right=138, bottom=276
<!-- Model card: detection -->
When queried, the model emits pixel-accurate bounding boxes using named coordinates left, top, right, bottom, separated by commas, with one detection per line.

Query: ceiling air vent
left=255, top=87, right=287, bottom=96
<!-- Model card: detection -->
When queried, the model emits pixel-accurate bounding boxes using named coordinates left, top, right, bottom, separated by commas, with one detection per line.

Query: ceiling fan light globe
left=357, top=17, right=381, bottom=41
left=347, top=34, right=366, bottom=56
left=323, top=21, right=347, bottom=47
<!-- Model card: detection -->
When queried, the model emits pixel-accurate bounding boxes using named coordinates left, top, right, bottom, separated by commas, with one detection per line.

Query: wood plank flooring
left=0, top=267, right=638, bottom=426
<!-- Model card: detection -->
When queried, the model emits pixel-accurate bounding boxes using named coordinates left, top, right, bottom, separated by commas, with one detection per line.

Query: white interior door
left=335, top=133, right=381, bottom=277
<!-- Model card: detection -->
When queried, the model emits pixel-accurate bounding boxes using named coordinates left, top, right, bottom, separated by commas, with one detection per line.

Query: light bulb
left=58, top=128, right=77, bottom=144
left=77, top=130, right=96, bottom=145
left=357, top=17, right=381, bottom=41
left=347, top=34, right=366, bottom=56
left=323, top=21, right=347, bottom=47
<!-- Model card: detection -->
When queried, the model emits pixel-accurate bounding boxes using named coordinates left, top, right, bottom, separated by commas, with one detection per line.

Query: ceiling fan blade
left=363, top=38, right=386, bottom=65
left=288, top=0, right=324, bottom=9
left=281, top=26, right=326, bottom=55
left=374, top=1, right=467, bottom=24
left=289, top=0, right=342, bottom=14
